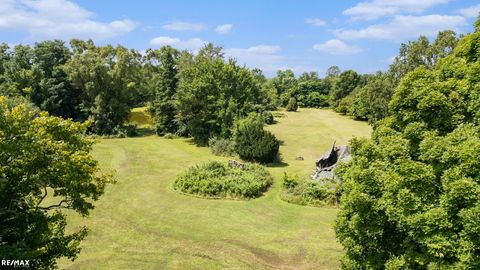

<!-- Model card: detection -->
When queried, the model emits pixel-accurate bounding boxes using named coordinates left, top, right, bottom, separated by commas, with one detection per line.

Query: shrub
left=173, top=161, right=272, bottom=199
left=282, top=172, right=298, bottom=189
left=281, top=173, right=337, bottom=207
left=285, top=97, right=298, bottom=111
left=110, top=124, right=138, bottom=138
left=234, top=118, right=280, bottom=163
left=306, top=92, right=329, bottom=108
left=209, top=137, right=236, bottom=156
left=335, top=95, right=353, bottom=115
left=261, top=111, right=275, bottom=125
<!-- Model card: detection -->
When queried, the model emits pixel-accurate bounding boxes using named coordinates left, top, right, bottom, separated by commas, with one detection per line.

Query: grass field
left=60, top=108, right=371, bottom=269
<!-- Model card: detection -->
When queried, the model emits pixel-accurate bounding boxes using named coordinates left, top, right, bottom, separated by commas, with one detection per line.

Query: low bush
left=209, top=137, right=236, bottom=156
left=234, top=118, right=280, bottom=163
left=108, top=124, right=138, bottom=138
left=261, top=111, right=275, bottom=125
left=281, top=173, right=339, bottom=207
left=173, top=161, right=272, bottom=199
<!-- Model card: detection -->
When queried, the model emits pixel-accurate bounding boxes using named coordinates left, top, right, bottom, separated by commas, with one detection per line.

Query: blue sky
left=0, top=0, right=479, bottom=76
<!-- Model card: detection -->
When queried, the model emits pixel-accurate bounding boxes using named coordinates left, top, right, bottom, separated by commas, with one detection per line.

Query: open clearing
left=60, top=108, right=371, bottom=270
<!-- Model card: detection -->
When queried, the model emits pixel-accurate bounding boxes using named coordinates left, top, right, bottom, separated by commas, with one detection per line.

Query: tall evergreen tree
left=146, top=46, right=179, bottom=135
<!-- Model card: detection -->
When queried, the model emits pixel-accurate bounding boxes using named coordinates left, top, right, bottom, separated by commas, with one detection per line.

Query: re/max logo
left=1, top=260, right=30, bottom=268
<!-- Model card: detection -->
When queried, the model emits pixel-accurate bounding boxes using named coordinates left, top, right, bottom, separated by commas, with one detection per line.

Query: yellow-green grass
left=127, top=106, right=153, bottom=128
left=60, top=108, right=371, bottom=269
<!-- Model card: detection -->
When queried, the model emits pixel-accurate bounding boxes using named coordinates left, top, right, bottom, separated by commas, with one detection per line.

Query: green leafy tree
left=351, top=72, right=394, bottom=123
left=64, top=40, right=141, bottom=134
left=145, top=46, right=179, bottom=135
left=389, top=31, right=458, bottom=85
left=175, top=44, right=265, bottom=144
left=0, top=45, right=37, bottom=97
left=30, top=40, right=81, bottom=119
left=335, top=21, right=480, bottom=269
left=273, top=69, right=297, bottom=106
left=0, top=97, right=113, bottom=269
left=330, top=70, right=360, bottom=110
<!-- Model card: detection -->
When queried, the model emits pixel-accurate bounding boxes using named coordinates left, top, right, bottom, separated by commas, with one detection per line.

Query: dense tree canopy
left=0, top=97, right=113, bottom=269
left=63, top=40, right=141, bottom=134
left=335, top=21, right=480, bottom=269
left=175, top=44, right=267, bottom=144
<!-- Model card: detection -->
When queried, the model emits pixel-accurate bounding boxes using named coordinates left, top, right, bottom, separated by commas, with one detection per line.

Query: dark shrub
left=173, top=161, right=272, bottom=199
left=234, top=118, right=280, bottom=163
left=286, top=97, right=298, bottom=111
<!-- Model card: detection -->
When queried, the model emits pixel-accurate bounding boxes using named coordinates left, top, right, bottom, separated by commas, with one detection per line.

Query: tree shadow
left=266, top=153, right=289, bottom=167
left=266, top=161, right=289, bottom=168
left=135, top=127, right=156, bottom=137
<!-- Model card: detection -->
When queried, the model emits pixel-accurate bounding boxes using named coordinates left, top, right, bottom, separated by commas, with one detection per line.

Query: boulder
left=311, top=143, right=351, bottom=180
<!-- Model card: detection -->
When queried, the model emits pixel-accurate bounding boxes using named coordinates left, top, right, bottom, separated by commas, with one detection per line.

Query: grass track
left=60, top=108, right=371, bottom=270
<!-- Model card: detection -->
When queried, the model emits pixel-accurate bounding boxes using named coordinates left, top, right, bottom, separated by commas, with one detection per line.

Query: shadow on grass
left=266, top=153, right=289, bottom=167
left=266, top=161, right=289, bottom=168
left=135, top=127, right=156, bottom=137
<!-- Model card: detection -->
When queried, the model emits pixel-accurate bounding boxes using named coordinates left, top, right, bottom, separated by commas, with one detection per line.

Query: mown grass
left=59, top=108, right=371, bottom=269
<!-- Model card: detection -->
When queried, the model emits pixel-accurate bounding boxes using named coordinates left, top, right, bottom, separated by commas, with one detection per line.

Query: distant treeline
left=0, top=29, right=459, bottom=139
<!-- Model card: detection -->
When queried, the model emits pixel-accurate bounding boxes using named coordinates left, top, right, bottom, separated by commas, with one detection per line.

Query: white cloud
left=225, top=44, right=321, bottom=75
left=162, top=21, right=206, bottom=31
left=334, top=15, right=466, bottom=41
left=457, top=4, right=480, bottom=18
left=215, top=24, right=233, bottom=34
left=344, top=0, right=451, bottom=20
left=0, top=0, right=136, bottom=39
left=224, top=45, right=285, bottom=72
left=305, top=18, right=327, bottom=26
left=149, top=36, right=207, bottom=51
left=313, top=39, right=362, bottom=55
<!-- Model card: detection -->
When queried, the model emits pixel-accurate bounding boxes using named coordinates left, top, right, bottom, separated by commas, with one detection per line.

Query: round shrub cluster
left=234, top=118, right=280, bottom=163
left=173, top=161, right=272, bottom=199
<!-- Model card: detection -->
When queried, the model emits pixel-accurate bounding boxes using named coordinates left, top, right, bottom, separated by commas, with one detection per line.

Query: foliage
left=145, top=46, right=179, bottom=136
left=208, top=137, right=236, bottom=156
left=351, top=72, right=394, bottom=122
left=173, top=161, right=272, bottom=199
left=0, top=97, right=113, bottom=269
left=234, top=117, right=280, bottom=163
left=330, top=70, right=360, bottom=110
left=285, top=97, right=298, bottom=112
left=335, top=23, right=480, bottom=269
left=304, top=92, right=329, bottom=108
left=281, top=173, right=338, bottom=207
left=260, top=111, right=275, bottom=125
left=175, top=44, right=267, bottom=145
left=63, top=40, right=141, bottom=135
left=30, top=40, right=82, bottom=120
left=389, top=30, right=459, bottom=85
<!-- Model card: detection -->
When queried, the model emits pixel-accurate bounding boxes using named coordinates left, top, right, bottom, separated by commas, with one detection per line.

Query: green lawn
left=60, top=108, right=371, bottom=270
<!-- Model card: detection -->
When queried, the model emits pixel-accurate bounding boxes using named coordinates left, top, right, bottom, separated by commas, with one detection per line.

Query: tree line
left=0, top=28, right=460, bottom=139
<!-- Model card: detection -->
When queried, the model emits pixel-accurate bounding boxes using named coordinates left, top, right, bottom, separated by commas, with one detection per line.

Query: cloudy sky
left=1, top=0, right=479, bottom=76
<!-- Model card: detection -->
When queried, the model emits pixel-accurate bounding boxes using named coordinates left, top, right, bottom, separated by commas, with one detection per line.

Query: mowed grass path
left=60, top=109, right=371, bottom=270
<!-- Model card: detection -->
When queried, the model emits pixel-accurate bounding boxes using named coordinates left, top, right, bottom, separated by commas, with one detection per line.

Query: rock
left=311, top=142, right=351, bottom=180
left=228, top=159, right=246, bottom=169
left=296, top=156, right=304, bottom=160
